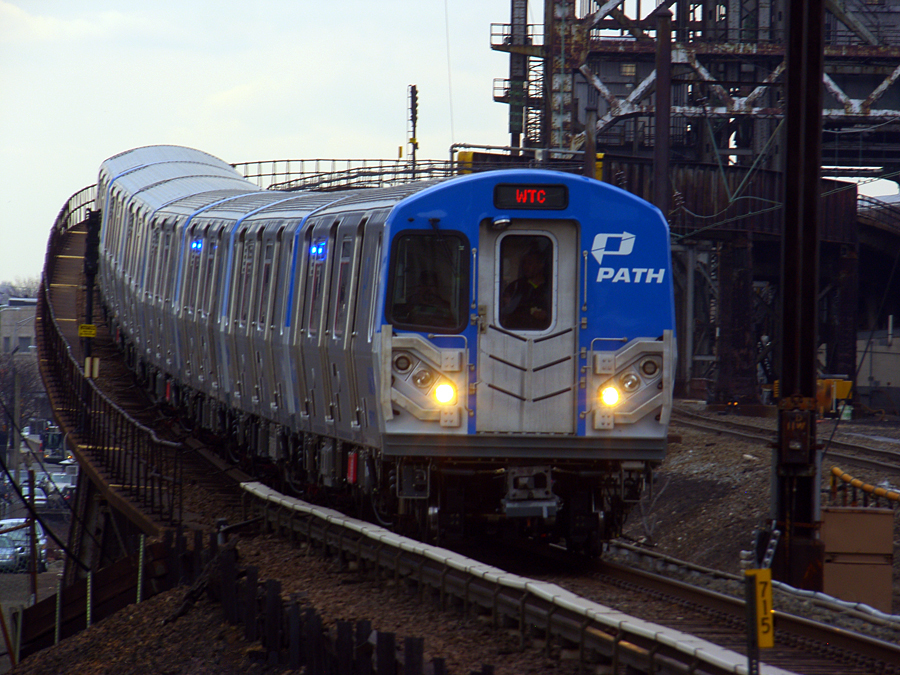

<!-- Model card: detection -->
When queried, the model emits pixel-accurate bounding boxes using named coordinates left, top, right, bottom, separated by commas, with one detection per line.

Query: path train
left=96, top=145, right=675, bottom=553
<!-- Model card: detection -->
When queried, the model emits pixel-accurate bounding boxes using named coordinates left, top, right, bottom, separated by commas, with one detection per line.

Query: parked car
left=0, top=519, right=47, bottom=573
left=0, top=534, right=23, bottom=573
left=20, top=486, right=48, bottom=510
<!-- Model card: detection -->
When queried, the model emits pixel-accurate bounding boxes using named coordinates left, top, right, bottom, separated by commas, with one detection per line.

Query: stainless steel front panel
left=477, top=220, right=578, bottom=433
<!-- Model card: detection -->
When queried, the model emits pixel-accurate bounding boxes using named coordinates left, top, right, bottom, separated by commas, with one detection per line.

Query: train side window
left=498, top=234, right=553, bottom=332
left=107, top=191, right=120, bottom=262
left=162, top=228, right=176, bottom=303
left=304, top=237, right=327, bottom=336
left=152, top=228, right=168, bottom=301
left=132, top=211, right=147, bottom=291
left=202, top=229, right=220, bottom=316
left=123, top=205, right=137, bottom=278
left=332, top=237, right=353, bottom=338
left=114, top=194, right=126, bottom=261
left=257, top=240, right=274, bottom=327
left=147, top=228, right=160, bottom=298
left=228, top=232, right=244, bottom=325
left=233, top=232, right=256, bottom=327
left=386, top=231, right=468, bottom=333
left=272, top=229, right=291, bottom=331
left=267, top=228, right=285, bottom=330
left=366, top=233, right=382, bottom=343
left=185, top=224, right=203, bottom=313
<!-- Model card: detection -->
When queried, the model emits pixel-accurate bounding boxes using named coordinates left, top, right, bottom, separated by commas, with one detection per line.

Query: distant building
left=857, top=327, right=900, bottom=416
left=0, top=299, right=37, bottom=355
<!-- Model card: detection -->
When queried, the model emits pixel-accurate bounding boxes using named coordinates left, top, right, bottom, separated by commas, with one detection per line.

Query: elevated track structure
left=36, top=186, right=183, bottom=586
left=489, top=0, right=900, bottom=405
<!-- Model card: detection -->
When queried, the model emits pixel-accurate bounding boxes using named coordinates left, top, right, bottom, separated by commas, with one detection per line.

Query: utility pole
left=11, top=347, right=20, bottom=484
left=773, top=0, right=825, bottom=591
left=83, top=210, right=100, bottom=378
left=652, top=7, right=672, bottom=218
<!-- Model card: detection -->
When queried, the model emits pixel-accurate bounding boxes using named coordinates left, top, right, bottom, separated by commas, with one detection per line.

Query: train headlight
left=412, top=368, right=435, bottom=388
left=621, top=372, right=640, bottom=392
left=600, top=386, right=620, bottom=406
left=434, top=382, right=456, bottom=405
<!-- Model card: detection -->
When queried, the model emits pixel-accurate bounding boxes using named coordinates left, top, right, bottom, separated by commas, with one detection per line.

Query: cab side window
left=387, top=231, right=468, bottom=333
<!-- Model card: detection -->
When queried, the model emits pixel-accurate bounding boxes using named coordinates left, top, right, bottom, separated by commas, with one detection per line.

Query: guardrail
left=241, top=481, right=774, bottom=675
left=830, top=465, right=900, bottom=505
left=36, top=188, right=184, bottom=529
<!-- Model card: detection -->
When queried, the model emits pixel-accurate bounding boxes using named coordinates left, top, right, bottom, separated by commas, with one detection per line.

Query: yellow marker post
left=751, top=568, right=774, bottom=647
left=745, top=568, right=774, bottom=675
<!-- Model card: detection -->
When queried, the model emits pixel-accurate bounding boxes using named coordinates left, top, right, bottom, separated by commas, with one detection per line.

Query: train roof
left=100, top=145, right=261, bottom=215
left=101, top=146, right=655, bottom=229
left=100, top=145, right=238, bottom=178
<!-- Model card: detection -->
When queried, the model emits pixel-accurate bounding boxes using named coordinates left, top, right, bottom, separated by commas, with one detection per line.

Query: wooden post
left=221, top=546, right=237, bottom=624
left=244, top=566, right=258, bottom=641
left=336, top=620, right=353, bottom=675
left=288, top=598, right=301, bottom=669
left=404, top=636, right=424, bottom=675
left=376, top=631, right=396, bottom=674
left=265, top=579, right=281, bottom=665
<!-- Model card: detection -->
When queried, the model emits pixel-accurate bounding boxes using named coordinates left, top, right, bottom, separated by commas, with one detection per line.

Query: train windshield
left=498, top=234, right=553, bottom=331
left=387, top=231, right=468, bottom=333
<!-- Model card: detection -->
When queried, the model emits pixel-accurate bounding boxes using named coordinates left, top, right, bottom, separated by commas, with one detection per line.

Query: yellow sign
left=746, top=569, right=774, bottom=648
left=78, top=324, right=97, bottom=338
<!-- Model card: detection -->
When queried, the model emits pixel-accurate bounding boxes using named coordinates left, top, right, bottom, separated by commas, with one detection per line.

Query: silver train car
left=97, top=145, right=676, bottom=552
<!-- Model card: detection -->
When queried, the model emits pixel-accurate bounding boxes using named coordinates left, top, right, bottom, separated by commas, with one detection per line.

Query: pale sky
left=0, top=1, right=517, bottom=283
left=4, top=2, right=896, bottom=286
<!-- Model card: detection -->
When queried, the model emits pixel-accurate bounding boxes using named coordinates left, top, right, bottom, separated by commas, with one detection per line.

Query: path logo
left=591, top=232, right=635, bottom=266
left=591, top=231, right=666, bottom=283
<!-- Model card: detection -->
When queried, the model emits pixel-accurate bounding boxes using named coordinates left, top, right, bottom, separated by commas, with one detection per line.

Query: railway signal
left=408, top=85, right=418, bottom=177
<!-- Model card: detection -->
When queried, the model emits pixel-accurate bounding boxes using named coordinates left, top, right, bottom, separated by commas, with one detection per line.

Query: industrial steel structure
left=490, top=0, right=900, bottom=405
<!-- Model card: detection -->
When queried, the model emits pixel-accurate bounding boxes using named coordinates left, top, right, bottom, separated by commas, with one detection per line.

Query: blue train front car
left=94, top=145, right=674, bottom=555
left=378, top=170, right=675, bottom=551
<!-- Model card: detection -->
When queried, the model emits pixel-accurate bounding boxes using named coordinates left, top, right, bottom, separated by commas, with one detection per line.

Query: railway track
left=597, top=549, right=900, bottom=674
left=672, top=406, right=900, bottom=473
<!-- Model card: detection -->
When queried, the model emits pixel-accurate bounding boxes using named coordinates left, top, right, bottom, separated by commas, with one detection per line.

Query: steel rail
left=670, top=410, right=900, bottom=471
left=598, top=560, right=900, bottom=670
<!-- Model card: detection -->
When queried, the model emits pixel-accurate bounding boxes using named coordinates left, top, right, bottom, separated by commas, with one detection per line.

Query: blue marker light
left=191, top=239, right=203, bottom=253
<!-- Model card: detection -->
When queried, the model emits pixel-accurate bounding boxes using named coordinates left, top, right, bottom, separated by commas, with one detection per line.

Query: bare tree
left=0, top=277, right=41, bottom=299
left=0, top=352, right=46, bottom=442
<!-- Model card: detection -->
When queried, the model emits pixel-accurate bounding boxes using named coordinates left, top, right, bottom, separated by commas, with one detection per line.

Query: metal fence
left=36, top=187, right=183, bottom=528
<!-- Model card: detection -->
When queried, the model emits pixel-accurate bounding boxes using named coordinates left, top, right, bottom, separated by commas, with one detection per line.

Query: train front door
left=476, top=220, right=578, bottom=433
